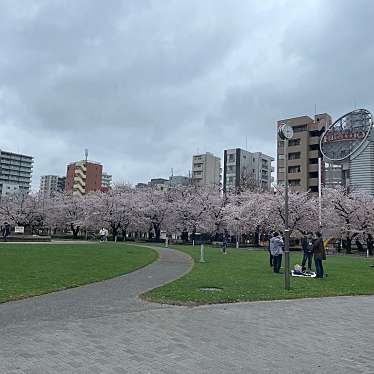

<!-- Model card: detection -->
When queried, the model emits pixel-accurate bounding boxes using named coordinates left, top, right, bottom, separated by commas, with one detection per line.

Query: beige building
left=192, top=152, right=221, bottom=187
left=277, top=113, right=332, bottom=192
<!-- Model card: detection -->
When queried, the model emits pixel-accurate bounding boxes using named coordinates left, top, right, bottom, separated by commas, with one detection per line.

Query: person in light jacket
left=270, top=232, right=284, bottom=273
left=313, top=232, right=326, bottom=278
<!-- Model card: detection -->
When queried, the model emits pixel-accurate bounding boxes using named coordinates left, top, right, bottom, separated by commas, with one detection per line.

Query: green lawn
left=144, top=245, right=374, bottom=305
left=0, top=243, right=157, bottom=303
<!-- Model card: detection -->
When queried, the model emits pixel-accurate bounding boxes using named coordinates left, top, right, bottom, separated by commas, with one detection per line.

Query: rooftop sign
left=320, top=109, right=373, bottom=162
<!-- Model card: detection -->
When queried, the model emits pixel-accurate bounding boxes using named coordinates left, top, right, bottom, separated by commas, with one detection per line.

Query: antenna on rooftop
left=245, top=136, right=248, bottom=151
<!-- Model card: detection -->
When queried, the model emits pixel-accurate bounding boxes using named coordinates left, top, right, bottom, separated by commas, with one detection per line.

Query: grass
left=143, top=245, right=374, bottom=305
left=0, top=243, right=157, bottom=303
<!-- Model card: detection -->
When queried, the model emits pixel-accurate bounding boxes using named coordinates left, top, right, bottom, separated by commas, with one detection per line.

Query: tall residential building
left=223, top=148, right=274, bottom=192
left=102, top=172, right=112, bottom=189
left=192, top=152, right=221, bottom=187
left=0, top=149, right=33, bottom=196
left=277, top=113, right=332, bottom=192
left=39, top=175, right=65, bottom=195
left=65, top=160, right=102, bottom=195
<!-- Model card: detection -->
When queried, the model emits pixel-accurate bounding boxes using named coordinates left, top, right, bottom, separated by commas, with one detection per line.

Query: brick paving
left=0, top=245, right=373, bottom=373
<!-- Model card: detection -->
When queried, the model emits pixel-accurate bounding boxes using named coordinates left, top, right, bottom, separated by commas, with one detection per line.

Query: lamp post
left=278, top=124, right=294, bottom=290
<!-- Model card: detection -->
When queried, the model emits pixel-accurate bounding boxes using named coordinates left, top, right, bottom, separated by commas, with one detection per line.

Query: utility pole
left=278, top=124, right=294, bottom=290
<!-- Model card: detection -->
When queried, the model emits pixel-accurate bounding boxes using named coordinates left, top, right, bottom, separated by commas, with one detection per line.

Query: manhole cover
left=199, top=287, right=223, bottom=292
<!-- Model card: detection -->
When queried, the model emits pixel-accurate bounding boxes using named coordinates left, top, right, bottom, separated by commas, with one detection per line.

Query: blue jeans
left=315, top=258, right=324, bottom=278
left=302, top=252, right=313, bottom=271
left=273, top=254, right=282, bottom=273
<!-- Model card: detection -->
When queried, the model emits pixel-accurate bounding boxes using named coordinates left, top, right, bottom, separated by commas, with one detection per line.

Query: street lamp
left=278, top=123, right=294, bottom=290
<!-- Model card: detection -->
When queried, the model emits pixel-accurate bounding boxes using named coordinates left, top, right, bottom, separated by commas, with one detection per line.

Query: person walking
left=313, top=232, right=326, bottom=278
left=367, top=234, right=374, bottom=256
left=301, top=232, right=314, bottom=273
left=270, top=232, right=284, bottom=273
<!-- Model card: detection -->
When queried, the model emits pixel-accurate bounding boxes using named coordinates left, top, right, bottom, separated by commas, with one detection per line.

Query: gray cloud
left=1, top=0, right=374, bottom=188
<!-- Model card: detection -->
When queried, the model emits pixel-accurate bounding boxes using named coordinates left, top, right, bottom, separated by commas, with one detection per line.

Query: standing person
left=2, top=222, right=10, bottom=242
left=104, top=228, right=109, bottom=241
left=222, top=230, right=229, bottom=254
left=268, top=231, right=274, bottom=267
left=313, top=232, right=326, bottom=278
left=270, top=232, right=284, bottom=273
left=367, top=234, right=374, bottom=256
left=301, top=232, right=314, bottom=273
left=99, top=227, right=106, bottom=242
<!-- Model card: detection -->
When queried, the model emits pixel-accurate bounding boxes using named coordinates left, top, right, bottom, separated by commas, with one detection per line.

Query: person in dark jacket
left=367, top=234, right=374, bottom=256
left=2, top=222, right=10, bottom=242
left=313, top=232, right=326, bottom=278
left=301, top=232, right=314, bottom=272
left=268, top=231, right=273, bottom=267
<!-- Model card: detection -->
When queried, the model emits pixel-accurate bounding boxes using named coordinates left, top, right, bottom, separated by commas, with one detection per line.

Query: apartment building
left=102, top=172, right=112, bottom=189
left=39, top=175, right=66, bottom=195
left=223, top=148, right=274, bottom=192
left=277, top=113, right=332, bottom=192
left=65, top=160, right=102, bottom=195
left=192, top=152, right=221, bottom=187
left=0, top=149, right=33, bottom=196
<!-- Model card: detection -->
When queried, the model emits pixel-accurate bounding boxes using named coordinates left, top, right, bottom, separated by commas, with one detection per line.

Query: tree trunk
left=71, top=224, right=80, bottom=240
left=153, top=223, right=161, bottom=240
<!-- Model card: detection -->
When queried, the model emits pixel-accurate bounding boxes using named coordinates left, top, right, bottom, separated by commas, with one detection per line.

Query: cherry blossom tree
left=0, top=192, right=45, bottom=234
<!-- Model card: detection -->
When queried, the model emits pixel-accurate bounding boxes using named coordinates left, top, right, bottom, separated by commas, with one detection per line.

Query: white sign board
left=14, top=226, right=24, bottom=234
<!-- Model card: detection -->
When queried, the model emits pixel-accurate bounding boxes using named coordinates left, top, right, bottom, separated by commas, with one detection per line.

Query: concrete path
left=1, top=245, right=374, bottom=374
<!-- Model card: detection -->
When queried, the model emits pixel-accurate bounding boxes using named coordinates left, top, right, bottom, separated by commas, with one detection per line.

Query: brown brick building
left=65, top=160, right=102, bottom=195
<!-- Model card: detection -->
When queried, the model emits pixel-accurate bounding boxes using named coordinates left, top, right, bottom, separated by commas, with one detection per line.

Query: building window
left=228, top=165, right=234, bottom=172
left=289, top=139, right=301, bottom=146
left=228, top=176, right=234, bottom=183
left=309, top=158, right=318, bottom=164
left=278, top=154, right=285, bottom=160
left=288, top=152, right=301, bottom=160
left=289, top=179, right=301, bottom=186
left=228, top=154, right=235, bottom=162
left=293, top=125, right=307, bottom=133
left=278, top=167, right=285, bottom=173
left=288, top=165, right=301, bottom=173
left=309, top=172, right=318, bottom=178
left=309, top=144, right=319, bottom=151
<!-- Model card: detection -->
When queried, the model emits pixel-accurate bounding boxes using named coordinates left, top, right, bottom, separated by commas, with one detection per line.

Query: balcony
left=309, top=150, right=320, bottom=159
left=309, top=136, right=321, bottom=145
left=308, top=178, right=319, bottom=186
left=309, top=164, right=319, bottom=172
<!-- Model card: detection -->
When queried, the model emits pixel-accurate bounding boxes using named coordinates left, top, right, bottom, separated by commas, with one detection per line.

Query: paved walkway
left=0, top=246, right=374, bottom=373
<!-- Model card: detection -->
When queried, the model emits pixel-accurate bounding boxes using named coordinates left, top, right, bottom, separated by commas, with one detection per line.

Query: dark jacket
left=313, top=237, right=326, bottom=260
left=302, top=237, right=314, bottom=253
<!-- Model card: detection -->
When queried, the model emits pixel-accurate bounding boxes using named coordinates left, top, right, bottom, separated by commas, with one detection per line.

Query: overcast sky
left=1, top=0, right=374, bottom=189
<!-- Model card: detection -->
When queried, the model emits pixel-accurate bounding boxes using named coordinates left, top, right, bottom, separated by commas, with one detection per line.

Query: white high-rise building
left=102, top=172, right=112, bottom=189
left=192, top=152, right=221, bottom=187
left=0, top=149, right=33, bottom=196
